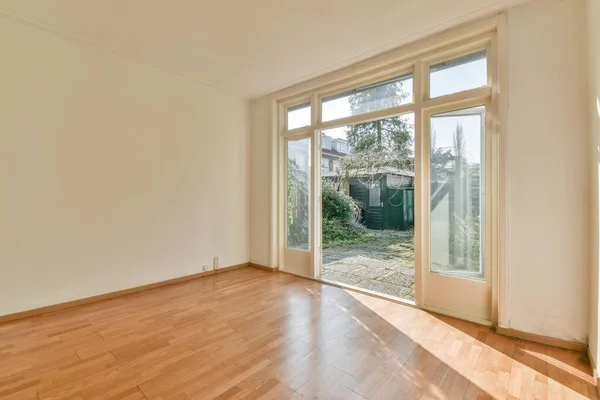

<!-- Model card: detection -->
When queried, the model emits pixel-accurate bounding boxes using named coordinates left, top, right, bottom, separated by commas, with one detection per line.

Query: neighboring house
left=321, top=134, right=349, bottom=175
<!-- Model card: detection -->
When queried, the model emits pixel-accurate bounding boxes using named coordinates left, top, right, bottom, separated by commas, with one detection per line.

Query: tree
left=346, top=79, right=414, bottom=166
left=331, top=79, right=415, bottom=192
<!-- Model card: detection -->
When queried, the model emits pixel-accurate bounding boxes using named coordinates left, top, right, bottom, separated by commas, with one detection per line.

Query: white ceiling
left=0, top=0, right=529, bottom=98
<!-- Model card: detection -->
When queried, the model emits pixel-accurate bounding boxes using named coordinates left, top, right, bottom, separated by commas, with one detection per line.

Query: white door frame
left=420, top=100, right=494, bottom=325
left=271, top=15, right=508, bottom=327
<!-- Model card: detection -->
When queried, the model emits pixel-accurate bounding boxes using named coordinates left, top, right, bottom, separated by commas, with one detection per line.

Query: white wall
left=0, top=14, right=250, bottom=316
left=587, top=0, right=600, bottom=367
left=249, top=98, right=272, bottom=267
left=506, top=0, right=589, bottom=342
left=249, top=0, right=591, bottom=342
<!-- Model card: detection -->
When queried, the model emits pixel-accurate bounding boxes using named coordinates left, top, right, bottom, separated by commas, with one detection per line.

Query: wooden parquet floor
left=0, top=267, right=597, bottom=399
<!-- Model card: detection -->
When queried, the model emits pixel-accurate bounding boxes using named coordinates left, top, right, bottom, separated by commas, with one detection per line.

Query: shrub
left=322, top=218, right=377, bottom=248
left=322, top=180, right=377, bottom=247
left=322, top=181, right=357, bottom=223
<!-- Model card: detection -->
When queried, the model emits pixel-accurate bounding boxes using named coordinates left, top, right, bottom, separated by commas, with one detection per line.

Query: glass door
left=283, top=136, right=314, bottom=276
left=422, top=103, right=492, bottom=324
left=277, top=33, right=500, bottom=325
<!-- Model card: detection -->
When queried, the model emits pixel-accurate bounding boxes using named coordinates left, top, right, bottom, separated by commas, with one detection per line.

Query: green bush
left=322, top=181, right=357, bottom=223
left=322, top=180, right=377, bottom=247
left=322, top=218, right=377, bottom=248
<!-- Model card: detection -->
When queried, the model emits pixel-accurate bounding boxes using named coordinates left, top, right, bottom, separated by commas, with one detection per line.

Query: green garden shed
left=348, top=168, right=414, bottom=231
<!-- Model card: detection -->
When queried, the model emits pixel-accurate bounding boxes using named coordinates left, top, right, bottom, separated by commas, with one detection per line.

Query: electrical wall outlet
left=213, top=256, right=219, bottom=270
left=202, top=265, right=207, bottom=272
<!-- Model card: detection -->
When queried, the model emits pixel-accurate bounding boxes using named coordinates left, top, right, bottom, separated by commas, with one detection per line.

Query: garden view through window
left=313, top=47, right=490, bottom=300
left=318, top=71, right=417, bottom=301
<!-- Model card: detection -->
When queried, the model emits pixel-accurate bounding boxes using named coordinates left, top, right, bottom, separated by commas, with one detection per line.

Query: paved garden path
left=320, top=230, right=416, bottom=301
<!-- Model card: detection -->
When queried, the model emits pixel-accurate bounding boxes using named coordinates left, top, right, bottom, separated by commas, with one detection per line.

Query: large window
left=277, top=18, right=501, bottom=322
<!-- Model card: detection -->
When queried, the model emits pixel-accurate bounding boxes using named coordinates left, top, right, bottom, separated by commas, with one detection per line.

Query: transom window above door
left=321, top=74, right=413, bottom=122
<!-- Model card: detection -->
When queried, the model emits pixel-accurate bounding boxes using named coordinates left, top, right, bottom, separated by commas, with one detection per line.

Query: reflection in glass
left=287, top=138, right=311, bottom=250
left=430, top=106, right=484, bottom=279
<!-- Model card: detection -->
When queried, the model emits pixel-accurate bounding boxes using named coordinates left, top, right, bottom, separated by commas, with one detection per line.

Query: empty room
left=1, top=0, right=600, bottom=398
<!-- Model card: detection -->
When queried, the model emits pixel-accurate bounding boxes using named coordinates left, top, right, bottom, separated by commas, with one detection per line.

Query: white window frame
left=269, top=15, right=508, bottom=327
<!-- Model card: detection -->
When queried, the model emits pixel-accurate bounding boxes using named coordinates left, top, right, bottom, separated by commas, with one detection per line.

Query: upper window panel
left=429, top=50, right=487, bottom=98
left=287, top=103, right=311, bottom=130
left=322, top=74, right=413, bottom=123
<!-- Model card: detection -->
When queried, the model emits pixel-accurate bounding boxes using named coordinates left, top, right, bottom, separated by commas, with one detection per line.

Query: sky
left=287, top=54, right=487, bottom=163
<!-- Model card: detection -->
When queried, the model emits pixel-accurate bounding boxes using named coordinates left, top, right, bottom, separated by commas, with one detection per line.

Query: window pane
left=287, top=138, right=311, bottom=250
left=368, top=183, right=381, bottom=206
left=430, top=50, right=487, bottom=98
left=430, top=106, right=484, bottom=279
left=322, top=74, right=413, bottom=122
left=287, top=103, right=311, bottom=130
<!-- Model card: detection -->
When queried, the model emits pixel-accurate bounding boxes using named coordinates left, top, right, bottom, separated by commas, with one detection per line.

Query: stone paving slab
left=351, top=266, right=389, bottom=279
left=381, top=271, right=415, bottom=289
left=321, top=230, right=415, bottom=302
left=378, top=261, right=414, bottom=274
left=321, top=271, right=362, bottom=286
left=324, top=262, right=364, bottom=274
